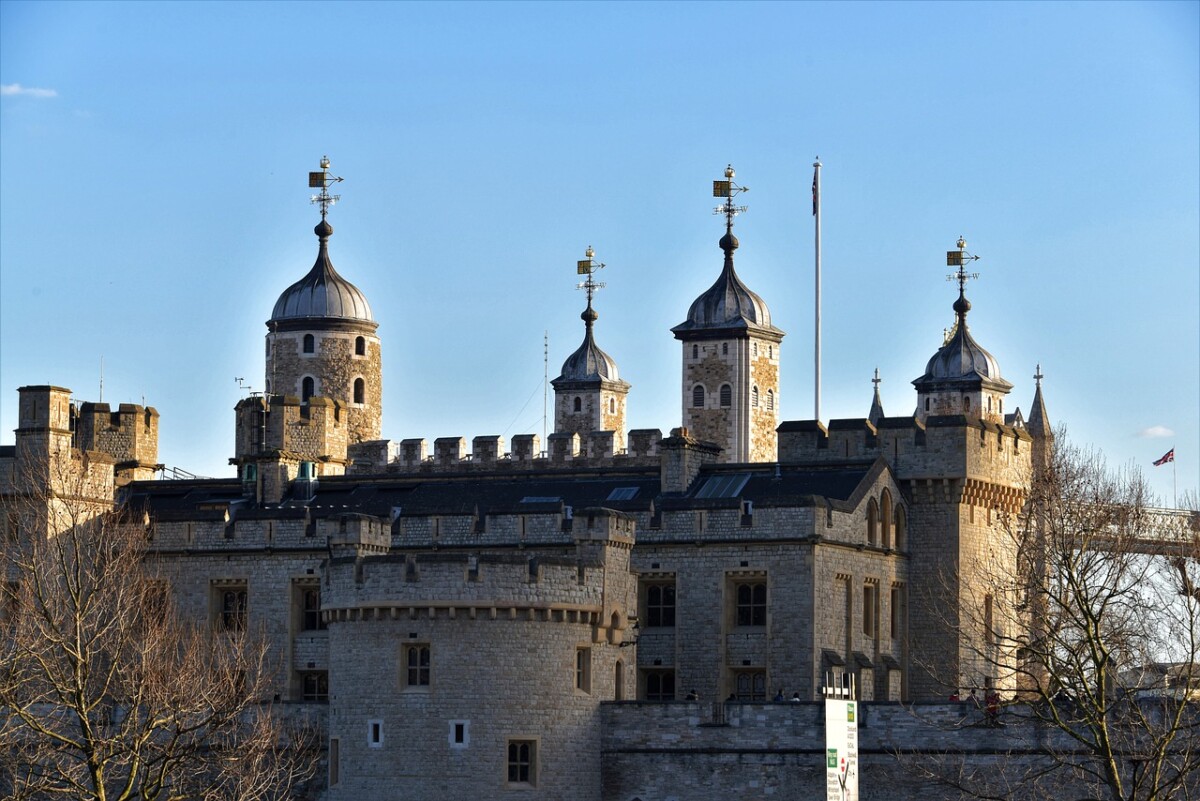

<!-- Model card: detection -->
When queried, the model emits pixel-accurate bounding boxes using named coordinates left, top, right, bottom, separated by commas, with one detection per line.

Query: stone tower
left=264, top=158, right=381, bottom=446
left=551, top=247, right=630, bottom=445
left=672, top=166, right=784, bottom=463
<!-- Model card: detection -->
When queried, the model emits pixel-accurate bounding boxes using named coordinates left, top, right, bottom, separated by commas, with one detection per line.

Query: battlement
left=234, top=393, right=349, bottom=466
left=354, top=428, right=667, bottom=475
left=75, top=401, right=160, bottom=483
left=779, top=414, right=1033, bottom=486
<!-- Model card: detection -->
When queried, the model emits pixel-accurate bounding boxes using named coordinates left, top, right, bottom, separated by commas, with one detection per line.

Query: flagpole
left=813, top=158, right=822, bottom=421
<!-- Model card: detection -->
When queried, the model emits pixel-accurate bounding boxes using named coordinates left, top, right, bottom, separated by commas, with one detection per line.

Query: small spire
left=868, top=368, right=885, bottom=426
left=1027, top=363, right=1052, bottom=438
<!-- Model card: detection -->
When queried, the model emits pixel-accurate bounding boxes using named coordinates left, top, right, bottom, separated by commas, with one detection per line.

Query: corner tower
left=551, top=247, right=630, bottom=443
left=265, top=157, right=382, bottom=444
left=672, top=165, right=784, bottom=463
left=912, top=237, right=1011, bottom=423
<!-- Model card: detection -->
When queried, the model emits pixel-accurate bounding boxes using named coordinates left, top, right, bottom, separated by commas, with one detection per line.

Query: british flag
left=1153, top=448, right=1175, bottom=466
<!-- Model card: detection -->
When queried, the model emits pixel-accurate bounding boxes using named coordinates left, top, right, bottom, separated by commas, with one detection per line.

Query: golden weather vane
left=576, top=245, right=606, bottom=309
left=308, top=155, right=344, bottom=218
left=945, top=235, right=982, bottom=296
left=712, top=164, right=749, bottom=231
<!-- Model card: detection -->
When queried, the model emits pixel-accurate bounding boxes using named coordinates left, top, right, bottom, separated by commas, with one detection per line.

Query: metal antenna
left=308, top=155, right=344, bottom=218
left=575, top=245, right=606, bottom=309
left=712, top=164, right=749, bottom=232
left=945, top=235, right=981, bottom=295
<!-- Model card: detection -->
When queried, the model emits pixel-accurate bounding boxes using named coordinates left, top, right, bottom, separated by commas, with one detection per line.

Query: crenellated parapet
left=357, top=428, right=669, bottom=475
left=779, top=414, right=1030, bottom=488
left=234, top=393, right=350, bottom=469
left=75, top=401, right=160, bottom=484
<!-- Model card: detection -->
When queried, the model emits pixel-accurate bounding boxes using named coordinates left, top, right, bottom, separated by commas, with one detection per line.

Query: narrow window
left=449, top=720, right=470, bottom=748
left=404, top=644, right=431, bottom=688
left=891, top=586, right=904, bottom=640
left=722, top=342, right=728, bottom=356
left=984, top=594, right=995, bottom=648
left=719, top=384, right=732, bottom=408
left=751, top=385, right=759, bottom=408
left=573, top=396, right=582, bottom=412
left=353, top=378, right=365, bottom=404
left=302, top=377, right=315, bottom=402
left=766, top=389, right=775, bottom=411
left=368, top=719, right=383, bottom=748
left=925, top=398, right=931, bottom=412
left=575, top=647, right=592, bottom=693
left=866, top=499, right=879, bottom=546
left=894, top=505, right=907, bottom=551
left=768, top=345, right=773, bottom=359
left=692, top=344, right=698, bottom=359
left=355, top=335, right=366, bottom=356
left=507, top=740, right=536, bottom=785
left=615, top=660, right=624, bottom=700
left=964, top=395, right=971, bottom=411
left=303, top=334, right=315, bottom=354
left=863, top=584, right=878, bottom=638
left=301, top=586, right=326, bottom=631
left=692, top=385, right=705, bottom=408
left=880, top=490, right=893, bottom=549
left=329, top=738, right=340, bottom=786
left=609, top=397, right=616, bottom=414
left=753, top=342, right=758, bottom=357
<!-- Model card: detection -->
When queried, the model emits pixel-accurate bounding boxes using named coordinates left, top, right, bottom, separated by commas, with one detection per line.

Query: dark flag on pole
left=1153, top=448, right=1175, bottom=466
left=812, top=169, right=818, bottom=216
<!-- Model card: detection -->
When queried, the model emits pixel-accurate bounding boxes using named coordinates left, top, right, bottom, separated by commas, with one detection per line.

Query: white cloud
left=1137, top=426, right=1174, bottom=438
left=1, top=84, right=58, bottom=98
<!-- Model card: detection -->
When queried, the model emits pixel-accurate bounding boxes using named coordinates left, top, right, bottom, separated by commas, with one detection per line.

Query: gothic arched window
left=867, top=498, right=879, bottom=546
left=880, top=489, right=893, bottom=549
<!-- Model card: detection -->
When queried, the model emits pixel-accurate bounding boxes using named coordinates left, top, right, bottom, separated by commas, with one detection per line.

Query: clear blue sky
left=2, top=1, right=1197, bottom=503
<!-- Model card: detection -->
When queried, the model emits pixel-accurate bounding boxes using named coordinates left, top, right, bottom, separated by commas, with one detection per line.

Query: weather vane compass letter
left=576, top=246, right=606, bottom=310
left=945, top=235, right=981, bottom=296
left=308, top=155, right=344, bottom=219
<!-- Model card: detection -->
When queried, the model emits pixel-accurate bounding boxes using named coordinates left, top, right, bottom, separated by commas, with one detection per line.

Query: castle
left=1, top=160, right=1056, bottom=800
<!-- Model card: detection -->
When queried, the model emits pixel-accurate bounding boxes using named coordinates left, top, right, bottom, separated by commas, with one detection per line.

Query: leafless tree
left=0, top=454, right=318, bottom=800
left=918, top=435, right=1200, bottom=801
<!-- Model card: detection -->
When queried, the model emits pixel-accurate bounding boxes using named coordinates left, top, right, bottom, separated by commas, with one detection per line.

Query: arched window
left=753, top=343, right=759, bottom=357
left=894, top=505, right=907, bottom=551
left=881, top=489, right=893, bottom=549
left=354, top=378, right=365, bottom=404
left=302, top=334, right=315, bottom=354
left=692, top=385, right=705, bottom=408
left=766, top=389, right=775, bottom=411
left=964, top=395, right=971, bottom=411
left=301, top=377, right=315, bottom=402
left=719, top=384, right=732, bottom=408
left=355, top=336, right=366, bottom=356
left=867, top=498, right=879, bottom=546
left=751, top=386, right=759, bottom=408
left=722, top=342, right=728, bottom=356
left=768, top=345, right=773, bottom=359
left=692, top=344, right=698, bottom=359
left=609, top=397, right=616, bottom=414
left=573, top=396, right=582, bottom=413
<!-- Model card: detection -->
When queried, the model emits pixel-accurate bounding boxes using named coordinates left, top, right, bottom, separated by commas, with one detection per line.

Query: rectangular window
left=301, top=671, right=328, bottom=702
left=641, top=669, right=676, bottom=701
left=890, top=585, right=905, bottom=641
left=642, top=580, right=676, bottom=628
left=212, top=582, right=247, bottom=632
left=733, top=669, right=767, bottom=701
left=863, top=584, right=878, bottom=638
left=368, top=719, right=383, bottom=749
left=299, top=585, right=326, bottom=632
left=735, top=581, right=767, bottom=627
left=506, top=739, right=537, bottom=786
left=984, top=594, right=995, bottom=648
left=329, top=737, right=339, bottom=787
left=404, top=643, right=431, bottom=688
left=575, top=647, right=592, bottom=693
left=449, top=720, right=470, bottom=748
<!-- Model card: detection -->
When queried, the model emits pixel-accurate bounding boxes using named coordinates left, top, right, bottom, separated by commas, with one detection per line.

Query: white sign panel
left=825, top=698, right=859, bottom=801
